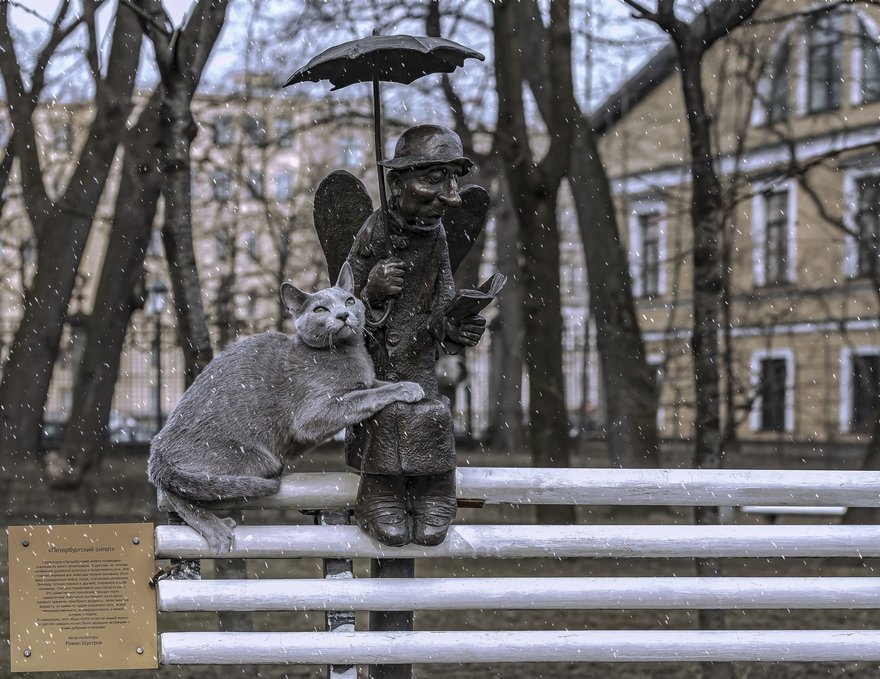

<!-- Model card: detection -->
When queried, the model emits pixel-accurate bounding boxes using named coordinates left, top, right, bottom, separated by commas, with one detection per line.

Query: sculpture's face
left=394, top=163, right=463, bottom=224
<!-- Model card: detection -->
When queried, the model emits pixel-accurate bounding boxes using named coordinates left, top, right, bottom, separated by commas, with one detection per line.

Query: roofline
left=590, top=0, right=737, bottom=135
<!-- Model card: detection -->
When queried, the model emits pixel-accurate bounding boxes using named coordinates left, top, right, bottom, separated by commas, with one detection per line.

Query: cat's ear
left=336, top=261, right=355, bottom=293
left=281, top=282, right=308, bottom=315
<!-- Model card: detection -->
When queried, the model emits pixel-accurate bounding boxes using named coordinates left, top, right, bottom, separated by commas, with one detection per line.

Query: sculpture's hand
left=446, top=314, right=486, bottom=347
left=363, top=257, right=405, bottom=303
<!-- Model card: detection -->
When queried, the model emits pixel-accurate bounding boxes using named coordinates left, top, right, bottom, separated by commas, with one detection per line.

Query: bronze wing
left=314, top=170, right=374, bottom=282
left=444, top=184, right=490, bottom=274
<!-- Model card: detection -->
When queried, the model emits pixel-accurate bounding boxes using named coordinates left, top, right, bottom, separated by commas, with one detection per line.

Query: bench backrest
left=154, top=468, right=880, bottom=673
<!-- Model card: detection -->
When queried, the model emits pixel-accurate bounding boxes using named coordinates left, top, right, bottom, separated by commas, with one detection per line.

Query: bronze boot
left=409, top=471, right=457, bottom=546
left=355, top=473, right=410, bottom=546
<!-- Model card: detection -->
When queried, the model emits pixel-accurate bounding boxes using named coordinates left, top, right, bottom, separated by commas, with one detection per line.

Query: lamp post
left=148, top=280, right=168, bottom=434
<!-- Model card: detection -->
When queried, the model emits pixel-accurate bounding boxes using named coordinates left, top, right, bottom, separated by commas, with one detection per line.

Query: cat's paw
left=396, top=381, right=425, bottom=403
left=204, top=519, right=236, bottom=554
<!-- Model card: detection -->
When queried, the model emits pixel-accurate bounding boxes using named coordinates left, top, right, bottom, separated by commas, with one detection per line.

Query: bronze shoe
left=355, top=473, right=410, bottom=546
left=408, top=471, right=457, bottom=546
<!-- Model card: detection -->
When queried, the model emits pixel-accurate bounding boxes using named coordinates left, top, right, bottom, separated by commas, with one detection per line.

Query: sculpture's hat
left=380, top=124, right=473, bottom=174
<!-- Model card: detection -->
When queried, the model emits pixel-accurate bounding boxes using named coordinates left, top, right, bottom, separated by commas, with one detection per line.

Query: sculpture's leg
left=355, top=473, right=410, bottom=546
left=408, top=471, right=457, bottom=546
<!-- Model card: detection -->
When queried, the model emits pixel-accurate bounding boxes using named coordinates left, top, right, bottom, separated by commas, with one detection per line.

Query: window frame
left=212, top=168, right=232, bottom=201
left=751, top=179, right=797, bottom=287
left=212, top=115, right=234, bottom=148
left=843, top=166, right=880, bottom=278
left=804, top=9, right=844, bottom=114
left=840, top=346, right=880, bottom=433
left=274, top=169, right=294, bottom=202
left=244, top=114, right=268, bottom=147
left=752, top=31, right=794, bottom=127
left=850, top=12, right=880, bottom=105
left=749, top=349, right=795, bottom=433
left=628, top=199, right=667, bottom=298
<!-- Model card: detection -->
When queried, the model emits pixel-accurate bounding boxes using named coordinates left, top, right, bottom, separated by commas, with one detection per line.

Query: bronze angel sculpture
left=313, top=124, right=496, bottom=546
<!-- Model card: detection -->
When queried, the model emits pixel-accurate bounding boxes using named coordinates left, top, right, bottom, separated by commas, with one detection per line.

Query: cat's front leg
left=336, top=381, right=424, bottom=424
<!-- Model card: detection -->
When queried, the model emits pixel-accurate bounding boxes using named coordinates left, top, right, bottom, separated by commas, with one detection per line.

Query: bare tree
left=493, top=0, right=577, bottom=516
left=0, top=0, right=142, bottom=460
left=126, top=0, right=230, bottom=385
left=517, top=0, right=660, bottom=467
left=56, top=0, right=229, bottom=485
left=618, top=2, right=764, bottom=677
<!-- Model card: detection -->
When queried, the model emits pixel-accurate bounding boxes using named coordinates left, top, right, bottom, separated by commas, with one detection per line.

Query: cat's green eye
left=313, top=306, right=328, bottom=313
left=345, top=298, right=356, bottom=306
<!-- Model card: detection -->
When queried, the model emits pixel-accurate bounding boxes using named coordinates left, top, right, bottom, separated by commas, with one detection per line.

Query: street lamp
left=148, top=280, right=168, bottom=434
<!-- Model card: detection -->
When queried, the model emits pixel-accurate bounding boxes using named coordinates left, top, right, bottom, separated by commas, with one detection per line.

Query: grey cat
left=147, top=262, right=424, bottom=552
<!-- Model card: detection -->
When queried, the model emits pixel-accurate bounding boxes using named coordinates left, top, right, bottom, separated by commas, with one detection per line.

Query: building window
left=246, top=170, right=263, bottom=199
left=148, top=228, right=163, bottom=258
left=274, top=169, right=293, bottom=201
left=213, top=115, right=234, bottom=147
left=752, top=181, right=795, bottom=286
left=852, top=354, right=880, bottom=432
left=806, top=10, right=843, bottom=113
left=639, top=212, right=660, bottom=296
left=760, top=358, right=787, bottom=431
left=750, top=350, right=794, bottom=433
left=754, top=38, right=790, bottom=125
left=212, top=169, right=232, bottom=201
left=214, top=230, right=228, bottom=260
left=758, top=357, right=788, bottom=432
left=629, top=202, right=665, bottom=298
left=762, top=189, right=789, bottom=285
left=275, top=116, right=293, bottom=148
left=245, top=115, right=268, bottom=147
left=859, top=19, right=880, bottom=104
left=855, top=174, right=880, bottom=277
left=246, top=232, right=258, bottom=260
left=51, top=119, right=72, bottom=152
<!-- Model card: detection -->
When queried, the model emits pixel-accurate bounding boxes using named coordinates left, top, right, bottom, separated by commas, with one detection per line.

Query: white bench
left=154, top=468, right=880, bottom=675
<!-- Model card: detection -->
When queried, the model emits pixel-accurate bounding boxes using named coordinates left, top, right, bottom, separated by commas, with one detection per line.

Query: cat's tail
left=150, top=464, right=281, bottom=502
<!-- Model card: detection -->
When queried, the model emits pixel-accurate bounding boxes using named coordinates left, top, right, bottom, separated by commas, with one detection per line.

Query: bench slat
left=159, top=630, right=880, bottom=664
left=157, top=576, right=880, bottom=612
left=155, top=524, right=880, bottom=559
left=156, top=468, right=880, bottom=511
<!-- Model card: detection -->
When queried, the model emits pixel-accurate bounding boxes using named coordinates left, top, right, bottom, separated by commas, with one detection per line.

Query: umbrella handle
left=368, top=55, right=394, bottom=329
left=373, top=67, right=393, bottom=258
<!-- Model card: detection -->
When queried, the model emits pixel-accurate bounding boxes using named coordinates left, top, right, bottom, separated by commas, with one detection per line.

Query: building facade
left=595, top=0, right=880, bottom=448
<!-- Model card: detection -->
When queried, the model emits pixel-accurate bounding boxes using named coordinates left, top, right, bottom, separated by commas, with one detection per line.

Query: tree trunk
left=133, top=0, right=230, bottom=386
left=517, top=0, right=659, bottom=468
left=490, top=185, right=525, bottom=452
left=679, top=46, right=729, bottom=679
left=159, top=78, right=214, bottom=385
left=569, top=125, right=660, bottom=467
left=0, top=3, right=142, bottom=460
left=493, top=0, right=575, bottom=522
left=53, top=93, right=164, bottom=484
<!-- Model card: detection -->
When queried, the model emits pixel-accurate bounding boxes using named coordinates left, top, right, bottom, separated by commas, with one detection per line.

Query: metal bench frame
left=155, top=468, right=880, bottom=677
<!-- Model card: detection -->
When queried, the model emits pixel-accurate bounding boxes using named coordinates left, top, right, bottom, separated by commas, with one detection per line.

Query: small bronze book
left=444, top=272, right=507, bottom=322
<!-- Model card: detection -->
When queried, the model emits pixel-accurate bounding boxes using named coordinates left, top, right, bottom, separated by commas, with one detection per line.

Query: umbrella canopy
left=284, top=34, right=484, bottom=90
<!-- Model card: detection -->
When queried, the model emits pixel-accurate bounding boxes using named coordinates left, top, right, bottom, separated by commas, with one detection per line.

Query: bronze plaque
left=8, top=523, right=158, bottom=673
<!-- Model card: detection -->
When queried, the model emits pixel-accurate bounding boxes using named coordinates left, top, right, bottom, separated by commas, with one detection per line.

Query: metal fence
left=0, top=313, right=592, bottom=445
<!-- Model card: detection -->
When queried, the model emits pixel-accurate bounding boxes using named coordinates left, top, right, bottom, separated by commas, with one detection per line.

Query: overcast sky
left=5, top=0, right=667, bottom=117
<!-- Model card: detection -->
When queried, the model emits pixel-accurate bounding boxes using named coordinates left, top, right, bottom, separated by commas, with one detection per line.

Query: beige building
left=595, top=0, right=880, bottom=448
